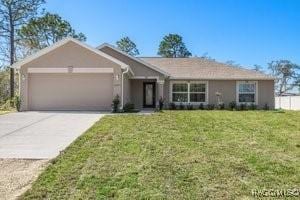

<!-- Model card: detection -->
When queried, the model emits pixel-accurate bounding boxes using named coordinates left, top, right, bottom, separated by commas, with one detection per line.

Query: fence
left=275, top=96, right=300, bottom=110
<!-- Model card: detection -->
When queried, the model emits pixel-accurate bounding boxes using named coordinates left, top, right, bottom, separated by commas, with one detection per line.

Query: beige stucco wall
left=164, top=80, right=275, bottom=109
left=208, top=80, right=236, bottom=105
left=258, top=80, right=275, bottom=108
left=123, top=73, right=131, bottom=105
left=130, top=79, right=158, bottom=109
left=163, top=79, right=170, bottom=105
left=100, top=47, right=165, bottom=81
left=20, top=41, right=122, bottom=111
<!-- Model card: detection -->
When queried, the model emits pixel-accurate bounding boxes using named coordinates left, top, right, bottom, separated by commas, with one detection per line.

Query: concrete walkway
left=0, top=111, right=105, bottom=159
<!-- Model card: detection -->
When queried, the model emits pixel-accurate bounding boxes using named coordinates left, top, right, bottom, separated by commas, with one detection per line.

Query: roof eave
left=169, top=77, right=276, bottom=80
left=97, top=43, right=171, bottom=77
left=11, top=38, right=130, bottom=70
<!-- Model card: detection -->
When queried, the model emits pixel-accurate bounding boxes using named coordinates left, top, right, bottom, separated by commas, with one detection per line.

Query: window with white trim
left=171, top=82, right=207, bottom=103
left=172, top=83, right=188, bottom=102
left=237, top=81, right=257, bottom=103
left=190, top=83, right=206, bottom=102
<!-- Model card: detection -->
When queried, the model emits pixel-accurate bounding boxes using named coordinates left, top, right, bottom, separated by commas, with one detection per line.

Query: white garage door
left=28, top=73, right=113, bottom=111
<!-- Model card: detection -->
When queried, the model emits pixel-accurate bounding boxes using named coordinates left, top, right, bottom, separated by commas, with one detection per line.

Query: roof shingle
left=139, top=57, right=274, bottom=80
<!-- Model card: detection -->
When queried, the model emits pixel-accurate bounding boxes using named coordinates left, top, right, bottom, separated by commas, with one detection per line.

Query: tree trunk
left=8, top=5, right=15, bottom=98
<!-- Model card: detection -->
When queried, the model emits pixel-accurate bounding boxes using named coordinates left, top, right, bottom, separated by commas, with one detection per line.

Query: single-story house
left=11, top=38, right=275, bottom=111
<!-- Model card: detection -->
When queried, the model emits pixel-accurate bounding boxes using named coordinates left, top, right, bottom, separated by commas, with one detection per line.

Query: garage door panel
left=28, top=73, right=113, bottom=110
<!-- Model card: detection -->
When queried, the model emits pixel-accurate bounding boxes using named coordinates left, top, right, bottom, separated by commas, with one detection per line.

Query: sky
left=44, top=0, right=300, bottom=71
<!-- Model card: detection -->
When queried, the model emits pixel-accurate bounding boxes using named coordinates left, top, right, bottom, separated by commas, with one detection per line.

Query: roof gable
left=97, top=43, right=170, bottom=77
left=11, top=38, right=129, bottom=69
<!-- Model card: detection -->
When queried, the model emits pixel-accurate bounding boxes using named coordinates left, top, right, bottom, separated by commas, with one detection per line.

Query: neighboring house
left=11, top=38, right=275, bottom=111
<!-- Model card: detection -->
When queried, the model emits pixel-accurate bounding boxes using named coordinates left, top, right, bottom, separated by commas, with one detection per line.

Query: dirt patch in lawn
left=0, top=159, right=48, bottom=200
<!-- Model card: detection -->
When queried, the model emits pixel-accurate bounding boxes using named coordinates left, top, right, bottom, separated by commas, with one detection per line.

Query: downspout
left=121, top=66, right=129, bottom=109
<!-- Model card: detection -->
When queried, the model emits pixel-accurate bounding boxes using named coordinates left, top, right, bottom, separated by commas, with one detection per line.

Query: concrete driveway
left=0, top=111, right=105, bottom=159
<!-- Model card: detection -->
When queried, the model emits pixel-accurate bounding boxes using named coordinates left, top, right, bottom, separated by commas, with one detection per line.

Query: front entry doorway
left=143, top=82, right=156, bottom=108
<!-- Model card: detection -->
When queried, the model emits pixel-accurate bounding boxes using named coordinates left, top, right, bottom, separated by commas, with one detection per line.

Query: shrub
left=179, top=103, right=185, bottom=110
left=263, top=103, right=269, bottom=110
left=123, top=102, right=136, bottom=113
left=187, top=103, right=193, bottom=110
left=0, top=70, right=10, bottom=105
left=199, top=103, right=204, bottom=110
left=112, top=95, right=120, bottom=113
left=207, top=104, right=215, bottom=110
left=239, top=103, right=247, bottom=111
left=228, top=101, right=236, bottom=110
left=217, top=103, right=225, bottom=110
left=14, top=96, right=21, bottom=112
left=249, top=103, right=257, bottom=110
left=0, top=99, right=14, bottom=111
left=158, top=97, right=164, bottom=110
left=169, top=103, right=176, bottom=110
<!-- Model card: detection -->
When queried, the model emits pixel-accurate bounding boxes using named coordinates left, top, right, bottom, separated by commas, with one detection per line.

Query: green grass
left=22, top=111, right=300, bottom=199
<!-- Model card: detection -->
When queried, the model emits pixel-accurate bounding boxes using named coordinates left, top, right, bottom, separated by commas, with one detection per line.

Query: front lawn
left=22, top=111, right=300, bottom=199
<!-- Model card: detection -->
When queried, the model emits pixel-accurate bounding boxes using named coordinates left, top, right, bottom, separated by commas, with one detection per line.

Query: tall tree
left=0, top=0, right=45, bottom=98
left=18, top=12, right=86, bottom=51
left=225, top=60, right=241, bottom=68
left=0, top=69, right=10, bottom=104
left=116, top=36, right=139, bottom=56
left=253, top=64, right=263, bottom=72
left=199, top=52, right=215, bottom=61
left=268, top=60, right=300, bottom=95
left=158, top=34, right=191, bottom=58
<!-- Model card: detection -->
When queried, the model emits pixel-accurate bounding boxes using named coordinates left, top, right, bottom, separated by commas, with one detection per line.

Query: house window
left=190, top=83, right=206, bottom=102
left=237, top=81, right=257, bottom=103
left=171, top=81, right=207, bottom=103
left=172, top=83, right=188, bottom=102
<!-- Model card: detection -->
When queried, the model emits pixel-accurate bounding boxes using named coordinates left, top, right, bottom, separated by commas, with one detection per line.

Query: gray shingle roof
left=139, top=57, right=275, bottom=80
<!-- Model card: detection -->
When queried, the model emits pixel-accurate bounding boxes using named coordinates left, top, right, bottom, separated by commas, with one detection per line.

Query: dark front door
left=143, top=82, right=156, bottom=108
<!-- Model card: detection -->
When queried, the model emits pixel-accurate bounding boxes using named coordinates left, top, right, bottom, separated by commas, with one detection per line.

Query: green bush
left=198, top=103, right=204, bottom=110
left=179, top=103, right=185, bottom=110
left=249, top=103, right=257, bottom=110
left=217, top=103, right=225, bottom=110
left=0, top=70, right=10, bottom=105
left=207, top=104, right=215, bottom=110
left=158, top=97, right=164, bottom=110
left=228, top=101, right=236, bottom=110
left=14, top=96, right=21, bottom=112
left=169, top=103, right=176, bottom=110
left=123, top=103, right=136, bottom=113
left=0, top=96, right=21, bottom=112
left=0, top=99, right=12, bottom=110
left=239, top=103, right=247, bottom=111
left=187, top=103, right=193, bottom=110
left=112, top=95, right=120, bottom=113
left=263, top=103, right=269, bottom=110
